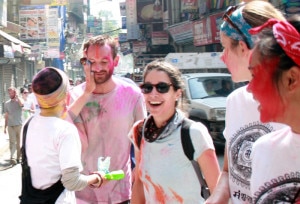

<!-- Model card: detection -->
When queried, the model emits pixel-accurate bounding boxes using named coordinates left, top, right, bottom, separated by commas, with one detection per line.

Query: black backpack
left=137, top=118, right=210, bottom=200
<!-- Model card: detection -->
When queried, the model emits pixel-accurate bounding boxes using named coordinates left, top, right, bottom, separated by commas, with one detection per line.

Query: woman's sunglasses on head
left=222, top=3, right=250, bottom=48
left=140, top=82, right=173, bottom=94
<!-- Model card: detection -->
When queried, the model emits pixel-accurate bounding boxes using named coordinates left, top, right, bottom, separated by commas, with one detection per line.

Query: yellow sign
left=50, top=0, right=68, bottom=6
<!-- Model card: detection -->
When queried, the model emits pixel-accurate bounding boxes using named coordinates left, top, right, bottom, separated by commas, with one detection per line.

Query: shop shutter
left=1, top=65, right=14, bottom=114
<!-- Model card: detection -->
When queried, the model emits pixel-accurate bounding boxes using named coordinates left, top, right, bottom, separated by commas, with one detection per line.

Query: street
left=0, top=134, right=21, bottom=204
left=0, top=164, right=21, bottom=203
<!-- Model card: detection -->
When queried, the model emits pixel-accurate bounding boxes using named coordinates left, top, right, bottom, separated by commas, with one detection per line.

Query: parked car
left=182, top=72, right=237, bottom=149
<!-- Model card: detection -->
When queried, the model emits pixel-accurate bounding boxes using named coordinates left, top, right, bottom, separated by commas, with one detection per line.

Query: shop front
left=0, top=30, right=32, bottom=114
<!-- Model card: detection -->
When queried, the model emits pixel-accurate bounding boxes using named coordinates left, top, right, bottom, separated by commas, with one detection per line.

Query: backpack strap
left=136, top=120, right=144, bottom=149
left=181, top=118, right=194, bottom=160
left=21, top=117, right=34, bottom=164
left=181, top=118, right=210, bottom=199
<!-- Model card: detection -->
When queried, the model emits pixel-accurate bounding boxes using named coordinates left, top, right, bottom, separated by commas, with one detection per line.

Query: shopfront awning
left=0, top=30, right=31, bottom=48
left=166, top=21, right=194, bottom=45
left=0, top=30, right=31, bottom=56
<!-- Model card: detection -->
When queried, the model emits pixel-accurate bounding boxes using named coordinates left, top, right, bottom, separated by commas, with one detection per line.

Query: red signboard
left=210, top=12, right=223, bottom=43
left=192, top=12, right=223, bottom=46
left=193, top=18, right=212, bottom=46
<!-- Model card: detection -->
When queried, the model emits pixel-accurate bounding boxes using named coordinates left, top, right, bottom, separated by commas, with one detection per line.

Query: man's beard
left=94, top=70, right=113, bottom=85
left=10, top=94, right=16, bottom=99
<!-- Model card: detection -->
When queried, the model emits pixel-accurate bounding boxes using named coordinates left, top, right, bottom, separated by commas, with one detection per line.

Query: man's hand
left=67, top=57, right=96, bottom=120
left=13, top=95, right=19, bottom=102
left=82, top=58, right=96, bottom=94
left=14, top=95, right=24, bottom=107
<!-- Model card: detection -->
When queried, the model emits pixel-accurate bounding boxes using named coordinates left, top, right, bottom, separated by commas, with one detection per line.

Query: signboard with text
left=132, top=41, right=147, bottom=53
left=193, top=18, right=212, bottom=46
left=151, top=31, right=168, bottom=45
left=126, top=0, right=139, bottom=40
left=210, top=12, right=223, bottom=43
left=120, top=2, right=126, bottom=16
left=181, top=0, right=198, bottom=13
left=19, top=5, right=47, bottom=40
left=192, top=12, right=223, bottom=46
left=0, top=0, right=7, bottom=27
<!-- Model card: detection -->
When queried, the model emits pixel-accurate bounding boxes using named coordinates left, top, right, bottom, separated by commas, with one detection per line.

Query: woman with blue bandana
left=205, top=1, right=286, bottom=204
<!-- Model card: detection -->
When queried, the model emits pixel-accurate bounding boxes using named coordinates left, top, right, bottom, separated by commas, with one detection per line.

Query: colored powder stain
left=82, top=101, right=106, bottom=122
left=161, top=145, right=172, bottom=156
left=86, top=101, right=99, bottom=108
left=144, top=182, right=150, bottom=192
left=114, top=87, right=137, bottom=110
left=66, top=92, right=71, bottom=106
left=170, top=189, right=184, bottom=203
left=247, top=57, right=285, bottom=123
left=220, top=48, right=235, bottom=75
left=146, top=174, right=167, bottom=204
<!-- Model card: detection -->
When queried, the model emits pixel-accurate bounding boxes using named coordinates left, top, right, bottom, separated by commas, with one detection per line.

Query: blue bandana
left=220, top=6, right=254, bottom=48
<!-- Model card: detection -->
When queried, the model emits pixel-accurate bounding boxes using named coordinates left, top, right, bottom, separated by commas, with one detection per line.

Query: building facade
left=0, top=0, right=87, bottom=113
left=123, top=0, right=287, bottom=76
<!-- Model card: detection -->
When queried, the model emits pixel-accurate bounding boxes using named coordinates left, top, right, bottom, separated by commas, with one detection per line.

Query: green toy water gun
left=104, top=170, right=125, bottom=180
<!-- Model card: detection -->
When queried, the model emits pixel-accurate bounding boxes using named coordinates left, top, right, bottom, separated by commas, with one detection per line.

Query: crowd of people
left=2, top=0, right=300, bottom=203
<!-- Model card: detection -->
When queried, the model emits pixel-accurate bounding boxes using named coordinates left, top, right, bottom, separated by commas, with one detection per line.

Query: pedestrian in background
left=4, top=87, right=24, bottom=165
left=23, top=79, right=29, bottom=89
left=20, top=87, right=35, bottom=123
left=19, top=67, right=109, bottom=203
left=27, top=83, right=40, bottom=116
left=75, top=78, right=83, bottom=86
left=67, top=34, right=147, bottom=204
left=129, top=60, right=220, bottom=203
left=247, top=15, right=300, bottom=203
left=205, top=1, right=286, bottom=203
left=69, top=79, right=74, bottom=87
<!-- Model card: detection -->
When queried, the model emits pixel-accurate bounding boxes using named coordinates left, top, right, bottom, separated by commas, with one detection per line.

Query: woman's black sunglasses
left=222, top=3, right=250, bottom=48
left=140, top=82, right=173, bottom=94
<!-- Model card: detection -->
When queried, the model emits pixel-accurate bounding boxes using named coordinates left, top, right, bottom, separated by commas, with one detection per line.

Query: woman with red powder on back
left=247, top=15, right=300, bottom=203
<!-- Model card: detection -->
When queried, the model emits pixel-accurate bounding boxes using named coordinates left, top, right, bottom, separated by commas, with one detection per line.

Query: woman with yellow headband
left=19, top=67, right=108, bottom=204
left=205, top=1, right=286, bottom=203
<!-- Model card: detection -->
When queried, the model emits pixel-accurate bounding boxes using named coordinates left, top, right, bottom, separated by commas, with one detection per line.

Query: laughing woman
left=129, top=60, right=220, bottom=203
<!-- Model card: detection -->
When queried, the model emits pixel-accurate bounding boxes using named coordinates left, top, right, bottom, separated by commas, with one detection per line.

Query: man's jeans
left=8, top=125, right=22, bottom=161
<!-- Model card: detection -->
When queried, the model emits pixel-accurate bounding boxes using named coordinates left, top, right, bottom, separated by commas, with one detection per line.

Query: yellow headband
left=33, top=67, right=69, bottom=109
